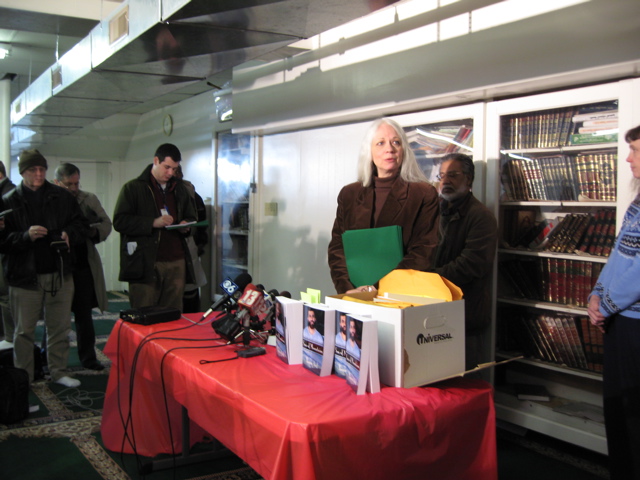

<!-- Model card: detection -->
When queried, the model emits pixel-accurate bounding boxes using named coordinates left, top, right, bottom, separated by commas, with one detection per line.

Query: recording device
left=201, top=272, right=252, bottom=320
left=49, top=233, right=69, bottom=252
left=211, top=311, right=243, bottom=341
left=120, top=306, right=182, bottom=325
left=237, top=346, right=266, bottom=358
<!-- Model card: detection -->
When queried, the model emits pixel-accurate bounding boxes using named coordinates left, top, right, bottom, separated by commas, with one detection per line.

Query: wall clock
left=163, top=114, right=173, bottom=136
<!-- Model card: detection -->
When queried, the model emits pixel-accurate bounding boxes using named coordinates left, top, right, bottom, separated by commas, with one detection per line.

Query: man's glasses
left=436, top=171, right=464, bottom=181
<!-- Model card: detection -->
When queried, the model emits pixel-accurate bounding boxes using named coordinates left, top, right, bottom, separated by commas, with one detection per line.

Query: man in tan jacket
left=54, top=163, right=112, bottom=370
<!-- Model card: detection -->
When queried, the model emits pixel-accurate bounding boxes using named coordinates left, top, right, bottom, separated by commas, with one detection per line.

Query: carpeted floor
left=0, top=291, right=263, bottom=480
left=0, top=291, right=611, bottom=480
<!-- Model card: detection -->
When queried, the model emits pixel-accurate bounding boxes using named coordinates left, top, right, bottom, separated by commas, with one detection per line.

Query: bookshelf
left=215, top=131, right=253, bottom=294
left=485, top=81, right=638, bottom=455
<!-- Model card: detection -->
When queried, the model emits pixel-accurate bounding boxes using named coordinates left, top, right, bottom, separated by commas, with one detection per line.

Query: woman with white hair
left=328, top=118, right=440, bottom=294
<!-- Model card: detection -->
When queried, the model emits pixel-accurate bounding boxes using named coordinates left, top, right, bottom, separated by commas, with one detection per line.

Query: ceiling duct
left=9, top=0, right=383, bottom=156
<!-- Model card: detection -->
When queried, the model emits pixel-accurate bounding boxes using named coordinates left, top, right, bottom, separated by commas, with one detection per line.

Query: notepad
left=342, top=225, right=403, bottom=287
left=165, top=220, right=209, bottom=230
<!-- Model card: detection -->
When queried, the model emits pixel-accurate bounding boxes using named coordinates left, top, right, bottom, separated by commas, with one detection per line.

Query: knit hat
left=18, top=149, right=48, bottom=174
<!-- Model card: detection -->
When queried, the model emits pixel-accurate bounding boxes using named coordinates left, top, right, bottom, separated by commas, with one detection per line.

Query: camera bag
left=0, top=365, right=29, bottom=424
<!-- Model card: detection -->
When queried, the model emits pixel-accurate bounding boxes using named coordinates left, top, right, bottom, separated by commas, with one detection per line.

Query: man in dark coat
left=434, top=153, right=498, bottom=372
left=0, top=150, right=89, bottom=386
left=113, top=143, right=196, bottom=311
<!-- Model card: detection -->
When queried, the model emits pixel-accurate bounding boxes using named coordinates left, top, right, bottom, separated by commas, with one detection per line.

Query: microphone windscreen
left=234, top=272, right=252, bottom=291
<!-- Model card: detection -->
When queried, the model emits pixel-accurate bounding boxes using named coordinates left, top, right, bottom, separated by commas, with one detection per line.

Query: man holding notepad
left=113, top=143, right=197, bottom=311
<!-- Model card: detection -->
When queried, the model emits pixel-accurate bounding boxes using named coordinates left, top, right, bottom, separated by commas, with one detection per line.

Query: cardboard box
left=325, top=292, right=465, bottom=388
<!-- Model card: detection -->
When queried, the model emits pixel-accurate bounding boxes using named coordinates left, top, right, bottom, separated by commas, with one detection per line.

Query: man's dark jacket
left=434, top=192, right=498, bottom=335
left=0, top=181, right=89, bottom=288
left=113, top=164, right=196, bottom=284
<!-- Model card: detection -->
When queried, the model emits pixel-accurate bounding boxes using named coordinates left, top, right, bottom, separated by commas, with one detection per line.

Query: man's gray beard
left=439, top=186, right=468, bottom=202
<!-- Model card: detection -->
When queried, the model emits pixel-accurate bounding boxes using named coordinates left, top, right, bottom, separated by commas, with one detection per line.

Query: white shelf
left=500, top=201, right=616, bottom=208
left=495, top=352, right=602, bottom=381
left=498, top=248, right=609, bottom=263
left=494, top=389, right=607, bottom=454
left=221, top=260, right=248, bottom=269
left=497, top=297, right=587, bottom=315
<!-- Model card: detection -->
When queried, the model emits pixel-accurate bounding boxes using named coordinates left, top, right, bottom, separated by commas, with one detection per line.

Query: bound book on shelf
left=344, top=314, right=379, bottom=395
left=302, top=304, right=336, bottom=376
left=515, top=383, right=551, bottom=402
left=275, top=296, right=304, bottom=365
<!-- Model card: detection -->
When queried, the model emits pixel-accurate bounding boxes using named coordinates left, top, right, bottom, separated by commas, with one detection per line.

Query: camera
left=49, top=233, right=68, bottom=252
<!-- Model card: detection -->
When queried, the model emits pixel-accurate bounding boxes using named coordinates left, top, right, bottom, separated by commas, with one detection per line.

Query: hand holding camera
left=49, top=231, right=69, bottom=252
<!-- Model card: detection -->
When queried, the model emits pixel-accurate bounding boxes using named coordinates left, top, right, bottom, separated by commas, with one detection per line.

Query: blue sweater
left=591, top=194, right=640, bottom=319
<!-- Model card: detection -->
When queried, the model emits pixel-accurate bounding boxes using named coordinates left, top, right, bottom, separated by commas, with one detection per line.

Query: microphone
left=201, top=272, right=252, bottom=320
left=236, top=283, right=269, bottom=345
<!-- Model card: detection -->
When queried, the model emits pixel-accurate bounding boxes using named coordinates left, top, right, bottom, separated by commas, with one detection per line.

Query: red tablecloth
left=101, top=315, right=497, bottom=480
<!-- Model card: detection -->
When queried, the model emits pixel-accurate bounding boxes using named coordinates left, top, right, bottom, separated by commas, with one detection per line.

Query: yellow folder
left=342, top=225, right=404, bottom=287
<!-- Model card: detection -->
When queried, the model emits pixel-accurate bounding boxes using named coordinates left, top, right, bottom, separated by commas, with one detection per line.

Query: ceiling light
left=0, top=47, right=9, bottom=60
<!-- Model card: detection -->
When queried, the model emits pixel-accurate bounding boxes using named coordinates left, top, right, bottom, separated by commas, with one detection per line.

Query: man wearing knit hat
left=0, top=149, right=89, bottom=387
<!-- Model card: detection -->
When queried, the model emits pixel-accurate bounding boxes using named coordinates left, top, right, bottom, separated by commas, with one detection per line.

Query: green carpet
left=0, top=291, right=263, bottom=480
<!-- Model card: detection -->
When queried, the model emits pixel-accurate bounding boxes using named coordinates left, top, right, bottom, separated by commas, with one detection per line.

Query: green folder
left=342, top=225, right=404, bottom=287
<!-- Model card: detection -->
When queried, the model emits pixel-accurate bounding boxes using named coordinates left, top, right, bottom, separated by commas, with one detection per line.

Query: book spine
left=533, top=316, right=559, bottom=364
left=564, top=316, right=590, bottom=370
left=538, top=315, right=568, bottom=366
left=555, top=316, right=578, bottom=368
left=577, top=213, right=598, bottom=254
left=600, top=210, right=616, bottom=257
left=565, top=214, right=591, bottom=253
left=572, top=110, right=618, bottom=123
left=579, top=316, right=595, bottom=371
left=570, top=132, right=618, bottom=145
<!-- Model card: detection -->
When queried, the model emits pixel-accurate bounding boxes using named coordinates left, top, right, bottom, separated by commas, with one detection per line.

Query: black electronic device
left=211, top=311, right=243, bottom=341
left=49, top=233, right=69, bottom=252
left=237, top=347, right=266, bottom=358
left=120, top=306, right=181, bottom=325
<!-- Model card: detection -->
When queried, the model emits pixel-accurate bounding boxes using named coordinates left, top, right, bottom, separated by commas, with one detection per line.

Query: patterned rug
left=0, top=291, right=263, bottom=480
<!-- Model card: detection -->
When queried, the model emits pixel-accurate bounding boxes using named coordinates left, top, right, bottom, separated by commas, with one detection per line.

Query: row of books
left=502, top=104, right=618, bottom=150
left=275, top=298, right=380, bottom=395
left=497, top=308, right=603, bottom=373
left=503, top=209, right=616, bottom=257
left=501, top=152, right=617, bottom=202
left=499, top=257, right=603, bottom=307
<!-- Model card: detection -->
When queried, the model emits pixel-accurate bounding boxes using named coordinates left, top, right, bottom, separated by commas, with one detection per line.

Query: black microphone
left=201, top=272, right=252, bottom=320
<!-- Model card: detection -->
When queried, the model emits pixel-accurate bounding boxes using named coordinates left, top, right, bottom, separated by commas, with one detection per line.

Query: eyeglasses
left=436, top=171, right=464, bottom=181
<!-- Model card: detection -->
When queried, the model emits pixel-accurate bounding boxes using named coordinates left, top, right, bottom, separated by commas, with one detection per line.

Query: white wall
left=252, top=122, right=369, bottom=297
